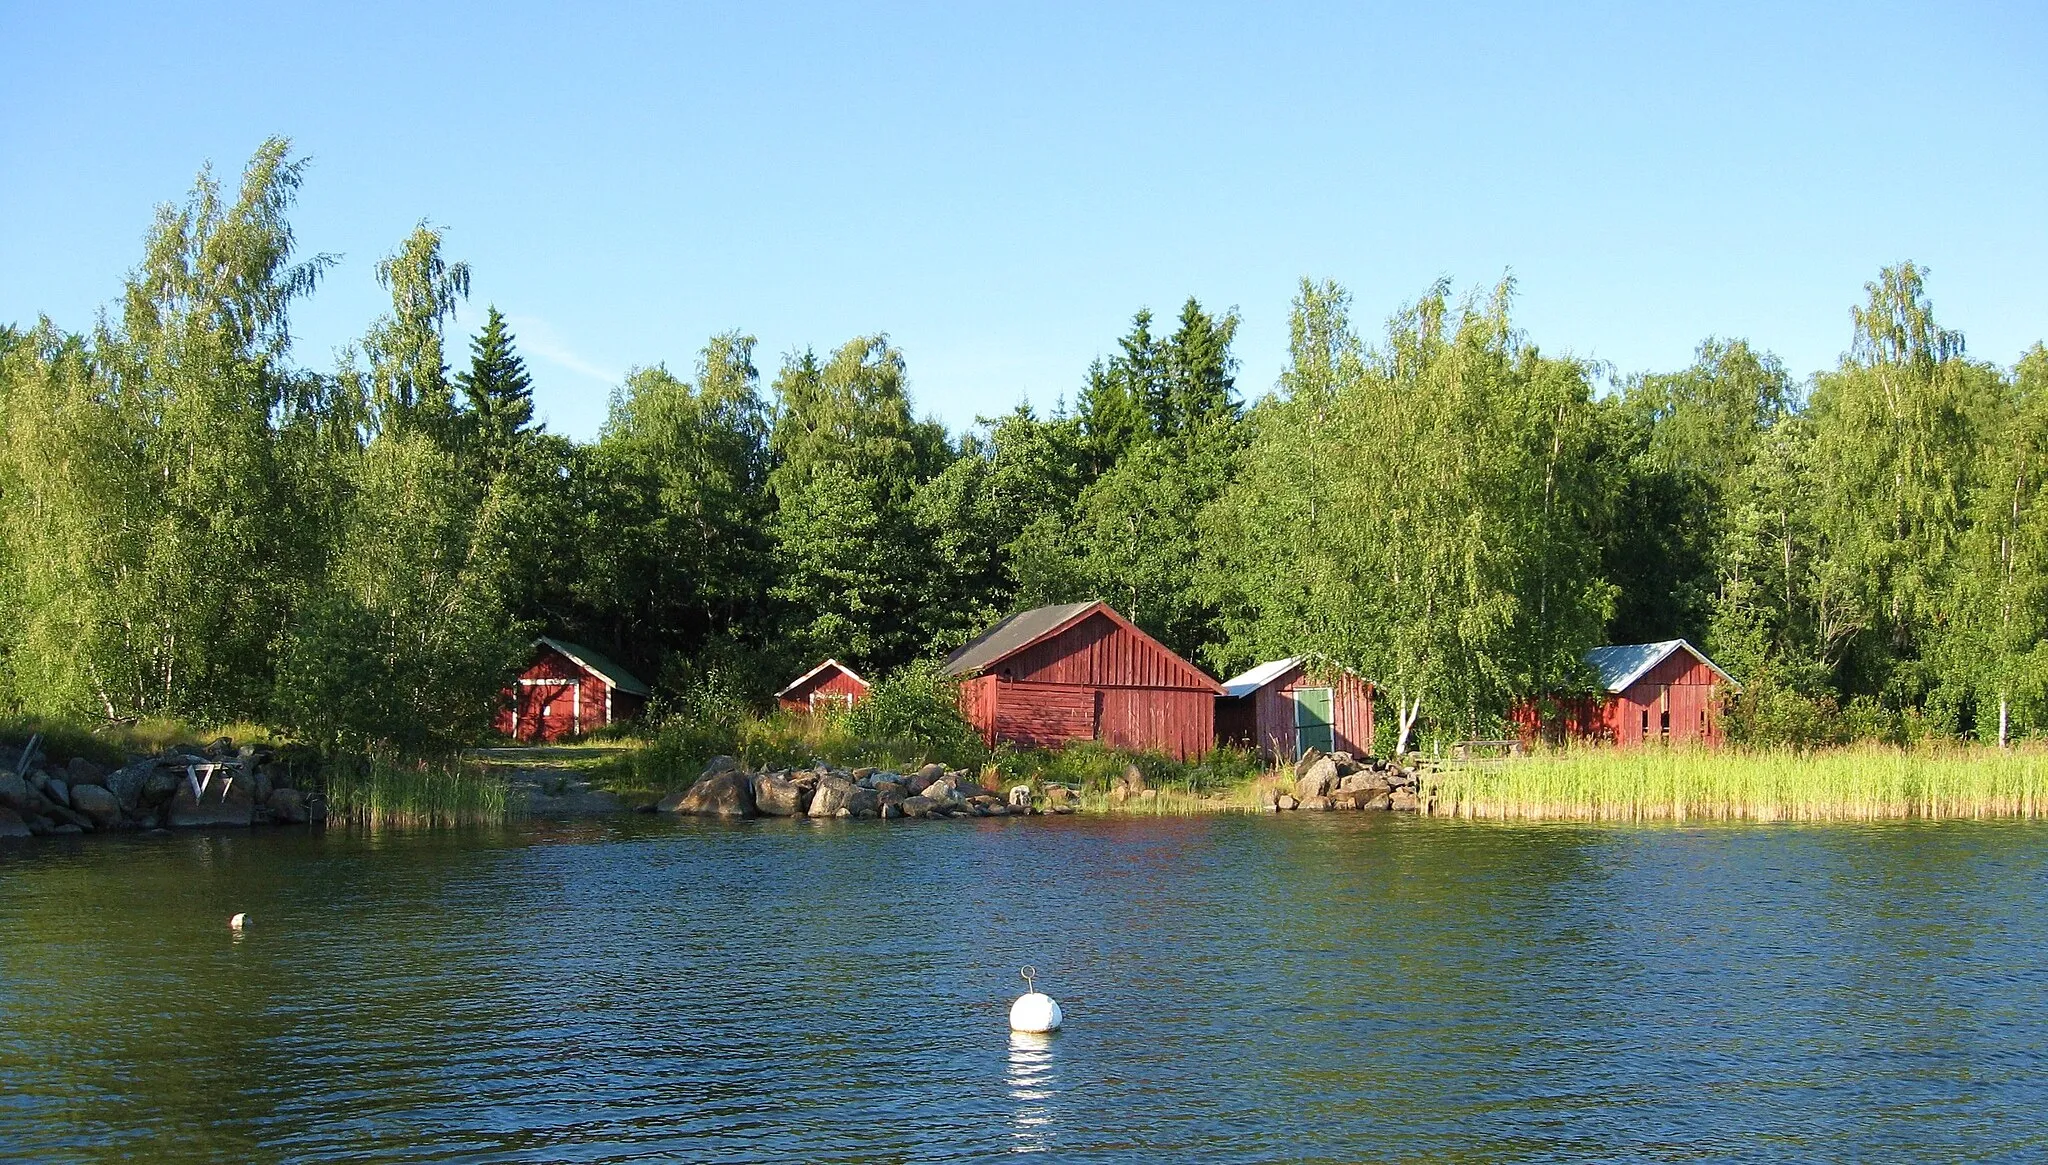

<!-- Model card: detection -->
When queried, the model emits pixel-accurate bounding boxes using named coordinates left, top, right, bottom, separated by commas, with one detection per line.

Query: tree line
left=2, top=141, right=2042, bottom=756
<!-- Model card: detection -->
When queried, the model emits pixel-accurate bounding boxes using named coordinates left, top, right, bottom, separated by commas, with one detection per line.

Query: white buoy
left=229, top=912, right=248, bottom=932
left=1009, top=966, right=1063, bottom=1033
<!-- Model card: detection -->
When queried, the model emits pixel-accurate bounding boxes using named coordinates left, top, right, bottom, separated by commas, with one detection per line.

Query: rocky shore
left=0, top=737, right=321, bottom=840
left=653, top=756, right=1058, bottom=819
left=1265, top=749, right=1424, bottom=813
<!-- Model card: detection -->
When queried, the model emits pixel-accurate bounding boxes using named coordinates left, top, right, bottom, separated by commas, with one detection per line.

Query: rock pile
left=0, top=737, right=323, bottom=840
left=654, top=757, right=1065, bottom=821
left=1260, top=749, right=1421, bottom=813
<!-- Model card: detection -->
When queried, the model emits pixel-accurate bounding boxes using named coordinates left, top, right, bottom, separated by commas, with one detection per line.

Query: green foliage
left=843, top=660, right=987, bottom=766
left=1204, top=277, right=1615, bottom=745
left=4, top=143, right=2045, bottom=771
left=456, top=305, right=536, bottom=465
left=270, top=431, right=527, bottom=758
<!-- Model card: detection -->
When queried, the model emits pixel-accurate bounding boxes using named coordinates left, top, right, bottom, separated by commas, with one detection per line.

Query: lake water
left=2, top=815, right=2044, bottom=1162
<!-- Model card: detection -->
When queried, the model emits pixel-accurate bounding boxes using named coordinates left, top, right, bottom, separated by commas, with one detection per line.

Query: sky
left=4, top=1, right=2044, bottom=439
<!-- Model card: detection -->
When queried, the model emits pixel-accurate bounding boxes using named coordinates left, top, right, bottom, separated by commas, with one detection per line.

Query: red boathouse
left=777, top=659, right=870, bottom=713
left=1515, top=639, right=1738, bottom=747
left=497, top=637, right=651, bottom=742
left=1215, top=658, right=1375, bottom=761
left=943, top=601, right=1221, bottom=761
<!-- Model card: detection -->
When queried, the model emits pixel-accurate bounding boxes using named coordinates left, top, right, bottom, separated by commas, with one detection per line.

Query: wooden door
left=1294, top=688, right=1335, bottom=756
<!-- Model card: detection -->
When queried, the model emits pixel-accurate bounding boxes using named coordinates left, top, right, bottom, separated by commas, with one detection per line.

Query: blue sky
left=4, top=2, right=2043, bottom=438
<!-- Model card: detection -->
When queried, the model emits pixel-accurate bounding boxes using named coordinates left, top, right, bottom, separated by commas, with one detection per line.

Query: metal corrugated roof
left=941, top=602, right=1099, bottom=678
left=536, top=637, right=652, bottom=696
left=1584, top=639, right=1737, bottom=693
left=1218, top=658, right=1302, bottom=699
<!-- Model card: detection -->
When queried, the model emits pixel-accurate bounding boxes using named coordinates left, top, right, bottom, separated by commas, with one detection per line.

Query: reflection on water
left=1006, top=1031, right=1058, bottom=1153
left=2, top=815, right=2046, bottom=1162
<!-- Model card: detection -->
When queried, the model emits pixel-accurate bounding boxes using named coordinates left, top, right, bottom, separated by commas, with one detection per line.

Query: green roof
left=537, top=637, right=652, bottom=696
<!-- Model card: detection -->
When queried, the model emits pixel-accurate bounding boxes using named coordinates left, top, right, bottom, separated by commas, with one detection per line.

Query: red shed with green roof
left=497, top=637, right=651, bottom=742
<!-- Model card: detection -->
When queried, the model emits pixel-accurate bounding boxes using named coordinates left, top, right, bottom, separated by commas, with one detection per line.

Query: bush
left=843, top=660, right=987, bottom=768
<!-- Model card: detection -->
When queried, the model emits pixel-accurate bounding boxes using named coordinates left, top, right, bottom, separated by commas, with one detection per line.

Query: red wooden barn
left=1216, top=658, right=1375, bottom=761
left=943, top=601, right=1222, bottom=760
left=497, top=637, right=651, bottom=742
left=1514, top=639, right=1738, bottom=747
left=777, top=658, right=870, bottom=713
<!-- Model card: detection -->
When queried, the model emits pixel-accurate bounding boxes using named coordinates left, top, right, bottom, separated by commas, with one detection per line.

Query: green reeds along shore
left=1425, top=746, right=2048, bottom=822
left=323, top=760, right=509, bottom=828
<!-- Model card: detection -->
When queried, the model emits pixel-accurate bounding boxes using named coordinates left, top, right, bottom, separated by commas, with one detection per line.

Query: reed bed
left=1426, top=746, right=2048, bottom=822
left=323, top=759, right=509, bottom=828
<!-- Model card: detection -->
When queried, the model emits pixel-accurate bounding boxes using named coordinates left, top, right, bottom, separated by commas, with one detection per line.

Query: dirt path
left=470, top=745, right=636, bottom=817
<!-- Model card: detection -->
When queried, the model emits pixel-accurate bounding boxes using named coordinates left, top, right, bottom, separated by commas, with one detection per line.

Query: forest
left=2, top=140, right=2044, bottom=759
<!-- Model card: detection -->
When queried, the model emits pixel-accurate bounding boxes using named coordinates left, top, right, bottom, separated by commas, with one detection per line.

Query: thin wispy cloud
left=505, top=315, right=619, bottom=386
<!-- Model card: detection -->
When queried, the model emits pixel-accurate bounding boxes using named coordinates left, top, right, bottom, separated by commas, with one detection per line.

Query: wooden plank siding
left=1515, top=649, right=1728, bottom=748
left=949, top=604, right=1219, bottom=760
left=777, top=663, right=869, bottom=714
left=1219, top=661, right=1374, bottom=761
left=995, top=611, right=1216, bottom=690
left=498, top=646, right=638, bottom=742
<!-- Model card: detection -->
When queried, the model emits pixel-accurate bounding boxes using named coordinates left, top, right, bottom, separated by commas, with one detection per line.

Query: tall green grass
left=323, top=759, right=509, bottom=828
left=1427, top=745, right=2048, bottom=822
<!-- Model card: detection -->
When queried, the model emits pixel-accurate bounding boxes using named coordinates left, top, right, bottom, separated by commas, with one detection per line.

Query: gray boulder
left=1389, top=789, right=1419, bottom=812
left=1295, top=757, right=1339, bottom=799
left=69, top=783, right=121, bottom=828
left=0, top=773, right=32, bottom=815
left=66, top=756, right=108, bottom=787
left=0, top=807, right=30, bottom=839
left=1118, top=763, right=1147, bottom=792
left=1363, top=793, right=1393, bottom=811
left=1293, top=748, right=1325, bottom=778
left=104, top=761, right=157, bottom=809
left=1338, top=772, right=1391, bottom=796
left=916, top=762, right=947, bottom=783
left=1276, top=794, right=1299, bottom=811
left=844, top=786, right=879, bottom=818
left=267, top=788, right=309, bottom=824
left=658, top=769, right=758, bottom=818
left=1257, top=785, right=1280, bottom=812
left=902, top=794, right=937, bottom=819
left=1300, top=796, right=1332, bottom=811
left=808, top=776, right=854, bottom=818
left=45, top=778, right=71, bottom=809
left=879, top=800, right=903, bottom=819
left=141, top=768, right=182, bottom=806
left=752, top=773, right=808, bottom=817
left=168, top=774, right=256, bottom=828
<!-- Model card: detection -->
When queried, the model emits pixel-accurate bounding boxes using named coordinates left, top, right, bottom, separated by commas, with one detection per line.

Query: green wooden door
left=1294, top=687, right=1335, bottom=756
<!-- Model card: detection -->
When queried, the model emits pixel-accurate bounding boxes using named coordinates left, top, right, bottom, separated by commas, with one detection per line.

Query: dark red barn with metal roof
left=497, top=637, right=651, bottom=742
left=942, top=601, right=1221, bottom=761
left=1514, top=639, right=1738, bottom=747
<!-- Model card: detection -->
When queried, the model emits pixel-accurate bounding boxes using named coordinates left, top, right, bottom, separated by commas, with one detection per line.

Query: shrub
left=843, top=660, right=987, bottom=768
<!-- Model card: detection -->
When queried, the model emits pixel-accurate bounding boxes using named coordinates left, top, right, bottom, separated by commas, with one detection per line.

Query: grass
left=1425, top=744, right=2048, bottom=822
left=320, top=758, right=509, bottom=829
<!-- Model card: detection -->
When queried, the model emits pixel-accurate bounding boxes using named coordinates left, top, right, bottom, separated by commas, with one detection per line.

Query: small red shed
left=1515, top=639, right=1738, bottom=747
left=943, top=601, right=1222, bottom=761
left=497, top=637, right=651, bottom=743
left=1216, top=658, right=1375, bottom=761
left=777, top=659, right=870, bottom=714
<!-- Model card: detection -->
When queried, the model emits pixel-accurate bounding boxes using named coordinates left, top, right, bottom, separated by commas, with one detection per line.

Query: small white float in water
left=1009, top=966, right=1063, bottom=1033
left=229, top=912, right=249, bottom=932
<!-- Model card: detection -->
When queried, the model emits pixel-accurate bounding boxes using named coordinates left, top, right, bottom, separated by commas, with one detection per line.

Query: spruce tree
left=456, top=305, right=535, bottom=460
